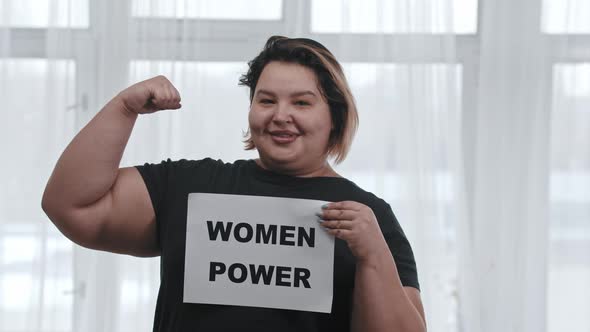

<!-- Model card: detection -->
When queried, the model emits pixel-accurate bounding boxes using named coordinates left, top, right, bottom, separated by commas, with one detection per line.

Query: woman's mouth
left=269, top=131, right=299, bottom=144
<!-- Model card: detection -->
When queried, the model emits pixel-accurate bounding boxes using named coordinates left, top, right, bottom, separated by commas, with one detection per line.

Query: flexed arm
left=42, top=76, right=181, bottom=256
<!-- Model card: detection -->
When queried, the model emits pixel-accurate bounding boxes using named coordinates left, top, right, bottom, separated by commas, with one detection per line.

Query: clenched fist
left=117, top=75, right=182, bottom=115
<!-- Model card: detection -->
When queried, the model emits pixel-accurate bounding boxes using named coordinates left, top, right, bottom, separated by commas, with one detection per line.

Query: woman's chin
left=258, top=150, right=301, bottom=167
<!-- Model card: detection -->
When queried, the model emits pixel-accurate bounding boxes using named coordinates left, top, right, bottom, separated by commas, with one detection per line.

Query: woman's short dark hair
left=239, top=35, right=358, bottom=164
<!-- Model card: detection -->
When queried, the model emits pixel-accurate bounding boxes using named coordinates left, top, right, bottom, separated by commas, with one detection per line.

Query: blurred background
left=0, top=0, right=588, bottom=331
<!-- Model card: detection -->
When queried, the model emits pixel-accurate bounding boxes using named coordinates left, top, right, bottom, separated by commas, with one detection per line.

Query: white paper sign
left=183, top=193, right=335, bottom=313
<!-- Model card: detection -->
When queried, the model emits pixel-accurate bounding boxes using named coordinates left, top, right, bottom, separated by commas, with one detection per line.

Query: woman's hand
left=116, top=75, right=182, bottom=115
left=317, top=201, right=389, bottom=263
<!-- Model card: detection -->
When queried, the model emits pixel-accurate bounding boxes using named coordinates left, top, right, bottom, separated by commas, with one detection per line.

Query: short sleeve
left=376, top=202, right=420, bottom=291
left=134, top=157, right=223, bottom=248
left=134, top=158, right=175, bottom=222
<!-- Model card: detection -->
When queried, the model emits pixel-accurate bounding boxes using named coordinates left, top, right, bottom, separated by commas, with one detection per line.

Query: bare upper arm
left=99, top=167, right=160, bottom=257
left=64, top=167, right=160, bottom=257
left=404, top=286, right=427, bottom=330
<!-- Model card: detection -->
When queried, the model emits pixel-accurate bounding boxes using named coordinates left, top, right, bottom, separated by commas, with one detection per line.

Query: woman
left=42, top=36, right=426, bottom=332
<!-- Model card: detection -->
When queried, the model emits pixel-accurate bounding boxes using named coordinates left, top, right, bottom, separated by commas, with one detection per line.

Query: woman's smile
left=268, top=130, right=301, bottom=144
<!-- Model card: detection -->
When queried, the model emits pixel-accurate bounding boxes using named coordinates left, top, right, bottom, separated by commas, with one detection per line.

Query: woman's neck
left=254, top=158, right=341, bottom=178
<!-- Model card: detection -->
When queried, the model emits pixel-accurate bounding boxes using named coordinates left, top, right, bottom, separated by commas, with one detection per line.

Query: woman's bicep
left=95, top=167, right=160, bottom=257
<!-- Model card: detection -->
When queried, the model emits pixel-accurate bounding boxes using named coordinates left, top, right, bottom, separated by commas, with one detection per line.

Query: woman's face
left=248, top=61, right=333, bottom=173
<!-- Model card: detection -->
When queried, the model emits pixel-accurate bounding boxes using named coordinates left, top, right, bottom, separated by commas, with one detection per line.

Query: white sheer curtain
left=1, top=0, right=588, bottom=332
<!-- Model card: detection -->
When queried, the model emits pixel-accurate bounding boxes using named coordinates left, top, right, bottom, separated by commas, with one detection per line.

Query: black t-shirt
left=135, top=158, right=419, bottom=332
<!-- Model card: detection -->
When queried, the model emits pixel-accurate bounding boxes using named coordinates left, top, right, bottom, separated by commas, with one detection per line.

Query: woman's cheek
left=248, top=110, right=265, bottom=132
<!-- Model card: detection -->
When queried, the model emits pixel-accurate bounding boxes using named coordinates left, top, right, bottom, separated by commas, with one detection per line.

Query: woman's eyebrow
left=291, top=90, right=317, bottom=98
left=255, top=89, right=276, bottom=97
left=256, top=89, right=317, bottom=98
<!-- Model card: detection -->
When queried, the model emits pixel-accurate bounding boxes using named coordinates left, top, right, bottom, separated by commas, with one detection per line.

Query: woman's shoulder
left=348, top=183, right=392, bottom=211
left=326, top=176, right=394, bottom=216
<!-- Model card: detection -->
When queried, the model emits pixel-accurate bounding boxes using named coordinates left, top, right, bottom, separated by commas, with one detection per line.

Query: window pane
left=548, top=64, right=590, bottom=332
left=342, top=63, right=462, bottom=173
left=113, top=256, right=159, bottom=332
left=0, top=224, right=73, bottom=332
left=0, top=59, right=76, bottom=331
left=311, top=0, right=478, bottom=34
left=542, top=0, right=590, bottom=33
left=131, top=0, right=282, bottom=20
left=0, top=0, right=89, bottom=28
left=551, top=65, right=590, bottom=170
left=0, top=59, right=76, bottom=224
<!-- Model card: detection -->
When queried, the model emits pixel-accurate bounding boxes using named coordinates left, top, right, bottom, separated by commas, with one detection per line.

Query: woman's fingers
left=317, top=208, right=356, bottom=221
left=318, top=201, right=387, bottom=260
left=119, top=75, right=182, bottom=114
left=319, top=219, right=354, bottom=230
left=322, top=201, right=361, bottom=212
left=324, top=227, right=353, bottom=240
left=317, top=200, right=364, bottom=221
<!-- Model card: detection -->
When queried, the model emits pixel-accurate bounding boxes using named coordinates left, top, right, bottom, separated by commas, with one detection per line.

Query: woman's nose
left=272, top=103, right=293, bottom=123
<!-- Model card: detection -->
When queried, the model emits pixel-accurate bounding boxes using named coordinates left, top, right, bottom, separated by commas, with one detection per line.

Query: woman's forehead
left=256, top=62, right=321, bottom=95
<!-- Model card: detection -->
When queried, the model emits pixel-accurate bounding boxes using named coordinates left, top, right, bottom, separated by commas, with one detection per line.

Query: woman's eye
left=260, top=99, right=274, bottom=104
left=295, top=100, right=310, bottom=106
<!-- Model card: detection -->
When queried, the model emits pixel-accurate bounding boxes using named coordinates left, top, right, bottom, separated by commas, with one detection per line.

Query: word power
left=209, top=262, right=311, bottom=288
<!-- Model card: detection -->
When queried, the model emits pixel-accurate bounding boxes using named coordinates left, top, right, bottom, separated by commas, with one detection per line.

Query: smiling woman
left=240, top=36, right=358, bottom=169
left=41, top=35, right=425, bottom=332
left=247, top=61, right=335, bottom=176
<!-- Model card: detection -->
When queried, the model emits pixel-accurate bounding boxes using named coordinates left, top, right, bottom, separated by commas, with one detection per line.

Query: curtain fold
left=463, top=0, right=551, bottom=330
